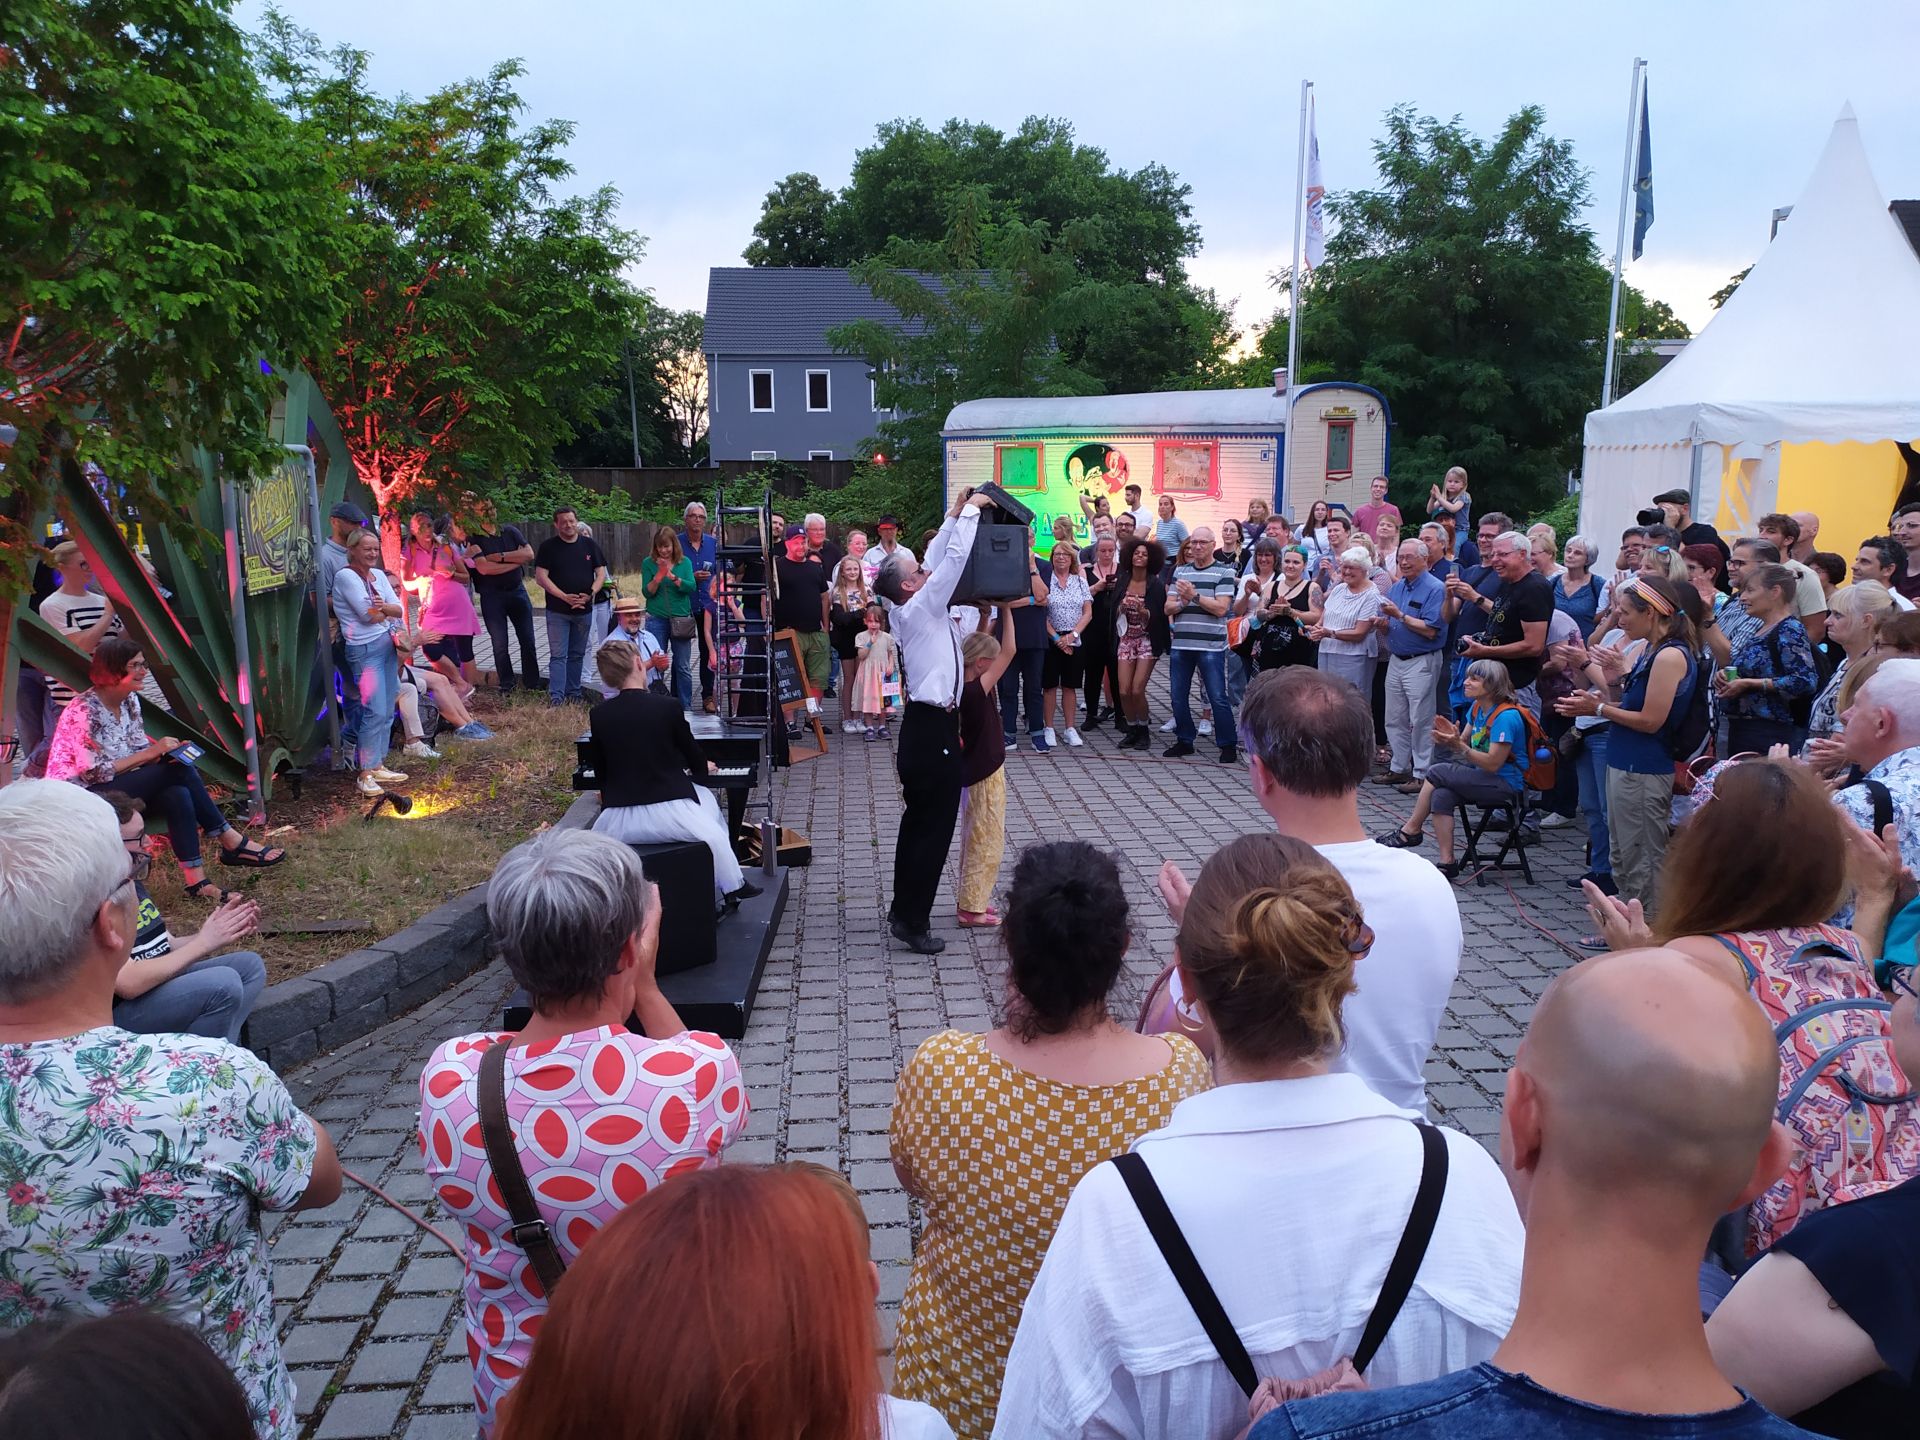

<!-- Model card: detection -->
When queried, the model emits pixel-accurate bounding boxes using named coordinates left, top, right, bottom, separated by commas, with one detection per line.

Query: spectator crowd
left=5, top=470, right=1920, bottom=1440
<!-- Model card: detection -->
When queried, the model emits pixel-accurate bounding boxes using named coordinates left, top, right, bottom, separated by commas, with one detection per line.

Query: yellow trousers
left=957, top=768, right=1007, bottom=914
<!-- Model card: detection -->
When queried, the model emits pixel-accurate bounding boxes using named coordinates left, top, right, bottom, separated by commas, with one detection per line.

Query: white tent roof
left=1584, top=106, right=1920, bottom=451
left=944, top=388, right=1288, bottom=433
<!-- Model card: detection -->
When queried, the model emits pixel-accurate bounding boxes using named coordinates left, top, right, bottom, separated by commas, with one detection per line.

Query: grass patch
left=140, top=692, right=585, bottom=983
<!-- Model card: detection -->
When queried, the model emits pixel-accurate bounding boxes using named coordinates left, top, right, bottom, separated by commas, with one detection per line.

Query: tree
left=1285, top=105, right=1687, bottom=519
left=747, top=117, right=1234, bottom=394
left=258, top=13, right=645, bottom=552
left=1, top=0, right=343, bottom=569
left=1710, top=265, right=1752, bottom=310
left=828, top=187, right=1114, bottom=536
left=553, top=304, right=707, bottom=468
left=743, top=173, right=843, bottom=267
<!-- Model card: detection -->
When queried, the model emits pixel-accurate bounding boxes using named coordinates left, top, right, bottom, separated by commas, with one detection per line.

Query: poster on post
left=240, top=449, right=317, bottom=596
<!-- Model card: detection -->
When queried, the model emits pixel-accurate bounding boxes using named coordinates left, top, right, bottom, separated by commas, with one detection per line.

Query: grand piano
left=574, top=711, right=765, bottom=849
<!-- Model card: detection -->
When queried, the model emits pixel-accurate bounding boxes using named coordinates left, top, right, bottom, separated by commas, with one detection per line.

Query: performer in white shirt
left=873, top=489, right=993, bottom=955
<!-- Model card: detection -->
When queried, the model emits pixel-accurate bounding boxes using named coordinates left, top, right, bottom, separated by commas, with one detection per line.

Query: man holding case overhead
left=873, top=487, right=994, bottom=955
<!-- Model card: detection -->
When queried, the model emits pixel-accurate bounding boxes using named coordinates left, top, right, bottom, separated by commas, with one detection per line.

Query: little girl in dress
left=852, top=604, right=900, bottom=739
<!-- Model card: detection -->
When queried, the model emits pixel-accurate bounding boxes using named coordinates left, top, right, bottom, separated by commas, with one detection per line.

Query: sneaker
left=843, top=719, right=861, bottom=734
left=1163, top=741, right=1195, bottom=758
left=1030, top=732, right=1051, bottom=753
left=1003, top=732, right=1017, bottom=749
left=454, top=721, right=495, bottom=740
left=1160, top=717, right=1178, bottom=732
left=1538, top=812, right=1575, bottom=830
left=1218, top=744, right=1239, bottom=765
left=1063, top=728, right=1084, bottom=747
left=356, top=772, right=384, bottom=797
left=1042, top=727, right=1058, bottom=747
left=370, top=766, right=409, bottom=784
left=1198, top=718, right=1213, bottom=736
left=402, top=740, right=441, bottom=760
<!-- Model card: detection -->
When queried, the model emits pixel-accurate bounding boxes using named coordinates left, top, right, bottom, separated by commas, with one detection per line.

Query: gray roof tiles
left=703, top=267, right=937, bottom=356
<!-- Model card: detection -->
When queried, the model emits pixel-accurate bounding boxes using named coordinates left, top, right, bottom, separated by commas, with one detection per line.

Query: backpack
left=1489, top=704, right=1555, bottom=791
left=1664, top=651, right=1714, bottom=762
left=1712, top=928, right=1920, bottom=1258
left=1856, top=779, right=1920, bottom=985
left=1111, top=1124, right=1448, bottom=1438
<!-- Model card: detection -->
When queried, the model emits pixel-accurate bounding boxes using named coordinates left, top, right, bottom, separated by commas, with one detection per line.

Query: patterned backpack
left=1712, top=925, right=1920, bottom=1258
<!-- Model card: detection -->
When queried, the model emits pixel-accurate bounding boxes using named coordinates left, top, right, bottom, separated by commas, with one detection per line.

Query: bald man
left=1788, top=512, right=1819, bottom=564
left=1253, top=949, right=1809, bottom=1440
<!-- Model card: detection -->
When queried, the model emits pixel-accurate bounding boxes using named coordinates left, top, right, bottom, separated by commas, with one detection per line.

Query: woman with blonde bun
left=993, top=832, right=1524, bottom=1440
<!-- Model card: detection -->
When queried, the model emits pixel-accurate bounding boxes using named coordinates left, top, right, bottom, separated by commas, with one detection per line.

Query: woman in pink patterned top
left=404, top=509, right=483, bottom=693
left=418, top=828, right=749, bottom=1437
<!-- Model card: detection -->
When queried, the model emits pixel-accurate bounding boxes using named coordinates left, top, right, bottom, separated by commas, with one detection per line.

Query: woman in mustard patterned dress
left=889, top=841, right=1212, bottom=1438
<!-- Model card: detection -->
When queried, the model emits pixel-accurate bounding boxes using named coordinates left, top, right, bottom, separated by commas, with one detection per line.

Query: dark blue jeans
left=1170, top=648, right=1233, bottom=745
left=545, top=611, right=592, bottom=702
left=998, top=648, right=1045, bottom=739
left=480, top=587, right=542, bottom=691
left=96, top=763, right=230, bottom=868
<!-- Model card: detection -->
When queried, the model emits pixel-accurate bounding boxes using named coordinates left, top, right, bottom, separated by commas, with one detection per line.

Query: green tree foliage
left=748, top=117, right=1233, bottom=395
left=1, top=0, right=344, bottom=564
left=1710, top=265, right=1752, bottom=310
left=827, top=187, right=1117, bottom=536
left=258, top=13, right=646, bottom=548
left=555, top=304, right=708, bottom=469
left=743, top=173, right=842, bottom=268
left=1263, top=105, right=1686, bottom=519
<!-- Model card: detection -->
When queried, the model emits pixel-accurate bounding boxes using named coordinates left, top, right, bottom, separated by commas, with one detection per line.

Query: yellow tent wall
left=1777, top=441, right=1906, bottom=556
left=1710, top=440, right=1906, bottom=557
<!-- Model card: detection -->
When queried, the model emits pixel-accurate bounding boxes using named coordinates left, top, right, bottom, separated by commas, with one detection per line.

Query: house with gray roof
left=703, top=267, right=914, bottom=463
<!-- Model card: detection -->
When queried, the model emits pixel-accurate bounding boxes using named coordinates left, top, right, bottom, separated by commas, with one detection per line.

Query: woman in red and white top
left=418, top=828, right=749, bottom=1437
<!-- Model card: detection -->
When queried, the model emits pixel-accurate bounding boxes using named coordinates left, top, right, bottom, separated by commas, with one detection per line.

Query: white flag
left=1303, top=99, right=1326, bottom=269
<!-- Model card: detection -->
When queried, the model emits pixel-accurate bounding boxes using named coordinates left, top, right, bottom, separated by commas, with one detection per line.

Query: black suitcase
left=952, top=482, right=1036, bottom=604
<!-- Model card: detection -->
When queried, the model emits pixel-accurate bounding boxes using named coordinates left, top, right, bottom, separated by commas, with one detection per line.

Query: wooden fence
left=517, top=520, right=668, bottom=576
left=563, top=458, right=857, bottom=505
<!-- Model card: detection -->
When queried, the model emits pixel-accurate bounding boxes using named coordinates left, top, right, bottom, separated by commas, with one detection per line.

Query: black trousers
left=891, top=702, right=963, bottom=934
left=997, top=648, right=1045, bottom=738
left=1081, top=628, right=1116, bottom=716
left=696, top=612, right=715, bottom=699
left=479, top=588, right=542, bottom=691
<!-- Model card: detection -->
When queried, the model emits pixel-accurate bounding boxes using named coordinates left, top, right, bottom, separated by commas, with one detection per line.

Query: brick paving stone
left=314, top=1389, right=408, bottom=1438
left=344, top=1338, right=436, bottom=1387
left=273, top=1263, right=321, bottom=1301
left=268, top=669, right=1603, bottom=1435
left=290, top=1368, right=335, bottom=1419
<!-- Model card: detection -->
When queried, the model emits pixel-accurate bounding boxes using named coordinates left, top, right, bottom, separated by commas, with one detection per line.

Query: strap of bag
left=1352, top=1122, right=1449, bottom=1373
left=1111, top=1121, right=1449, bottom=1395
left=1865, top=778, right=1893, bottom=839
left=477, top=1040, right=569, bottom=1294
left=1111, top=1151, right=1259, bottom=1397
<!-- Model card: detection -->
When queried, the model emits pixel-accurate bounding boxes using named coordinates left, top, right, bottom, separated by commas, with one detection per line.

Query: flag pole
left=1599, top=58, right=1645, bottom=409
left=1283, top=79, right=1311, bottom=515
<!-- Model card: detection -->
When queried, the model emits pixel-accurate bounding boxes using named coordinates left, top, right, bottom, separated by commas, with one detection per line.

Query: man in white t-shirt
left=38, top=540, right=123, bottom=710
left=1158, top=666, right=1462, bottom=1114
left=1121, top=482, right=1154, bottom=536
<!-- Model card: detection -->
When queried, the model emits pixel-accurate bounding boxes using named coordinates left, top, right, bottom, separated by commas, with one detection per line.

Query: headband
left=1622, top=577, right=1674, bottom=616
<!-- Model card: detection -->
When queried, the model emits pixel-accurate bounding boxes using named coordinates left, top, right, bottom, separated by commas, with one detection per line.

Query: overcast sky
left=240, top=0, right=1920, bottom=337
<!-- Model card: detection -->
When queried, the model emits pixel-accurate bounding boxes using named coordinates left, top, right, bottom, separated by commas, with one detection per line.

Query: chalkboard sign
left=770, top=628, right=808, bottom=710
left=770, top=628, right=828, bottom=760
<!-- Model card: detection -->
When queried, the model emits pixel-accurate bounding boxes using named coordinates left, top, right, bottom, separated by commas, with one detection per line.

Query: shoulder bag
left=477, top=1039, right=569, bottom=1294
left=1111, top=1122, right=1448, bottom=1438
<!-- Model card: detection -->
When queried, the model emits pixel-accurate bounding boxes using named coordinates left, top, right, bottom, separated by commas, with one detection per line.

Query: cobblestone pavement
left=271, top=677, right=1598, bottom=1437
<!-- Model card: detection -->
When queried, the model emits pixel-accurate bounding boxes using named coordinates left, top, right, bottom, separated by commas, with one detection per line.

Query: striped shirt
left=1169, top=562, right=1237, bottom=652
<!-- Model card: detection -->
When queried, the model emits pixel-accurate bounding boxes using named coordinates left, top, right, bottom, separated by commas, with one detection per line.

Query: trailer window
left=995, top=442, right=1042, bottom=491
left=1326, top=420, right=1355, bottom=480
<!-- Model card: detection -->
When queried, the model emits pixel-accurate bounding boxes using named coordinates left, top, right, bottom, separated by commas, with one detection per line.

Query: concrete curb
left=245, top=791, right=600, bottom=1070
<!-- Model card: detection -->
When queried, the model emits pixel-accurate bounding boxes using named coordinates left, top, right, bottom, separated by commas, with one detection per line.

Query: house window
left=749, top=370, right=774, bottom=412
left=1154, top=440, right=1219, bottom=498
left=750, top=450, right=777, bottom=462
left=994, top=442, right=1043, bottom=491
left=1325, top=420, right=1355, bottom=480
left=870, top=376, right=883, bottom=412
left=806, top=370, right=831, bottom=411
left=808, top=450, right=833, bottom=461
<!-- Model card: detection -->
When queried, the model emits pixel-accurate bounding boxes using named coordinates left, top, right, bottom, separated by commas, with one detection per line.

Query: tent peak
left=1838, top=100, right=1858, bottom=122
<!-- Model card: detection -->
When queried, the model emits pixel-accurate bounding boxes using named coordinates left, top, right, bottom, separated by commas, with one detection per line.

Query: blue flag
left=1632, top=81, right=1654, bottom=260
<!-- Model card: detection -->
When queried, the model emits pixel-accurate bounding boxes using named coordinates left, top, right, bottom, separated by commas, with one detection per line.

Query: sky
left=238, top=0, right=1920, bottom=338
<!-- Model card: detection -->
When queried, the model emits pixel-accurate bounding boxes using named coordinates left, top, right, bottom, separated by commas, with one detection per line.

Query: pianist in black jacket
left=588, top=640, right=760, bottom=903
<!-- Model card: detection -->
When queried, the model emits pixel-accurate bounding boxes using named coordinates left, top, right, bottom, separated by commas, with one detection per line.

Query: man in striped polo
left=1163, top=527, right=1239, bottom=763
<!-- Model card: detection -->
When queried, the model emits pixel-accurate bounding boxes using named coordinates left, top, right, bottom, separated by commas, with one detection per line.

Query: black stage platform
left=504, top=865, right=789, bottom=1039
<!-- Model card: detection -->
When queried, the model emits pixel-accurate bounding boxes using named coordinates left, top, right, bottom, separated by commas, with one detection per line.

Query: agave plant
left=11, top=369, right=358, bottom=804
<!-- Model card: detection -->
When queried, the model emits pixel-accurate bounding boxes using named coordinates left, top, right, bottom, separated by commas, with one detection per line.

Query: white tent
left=1579, top=106, right=1920, bottom=560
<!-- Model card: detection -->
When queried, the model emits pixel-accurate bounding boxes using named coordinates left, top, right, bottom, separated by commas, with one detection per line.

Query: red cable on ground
left=341, top=1164, right=462, bottom=1255
left=1503, top=881, right=1590, bottom=963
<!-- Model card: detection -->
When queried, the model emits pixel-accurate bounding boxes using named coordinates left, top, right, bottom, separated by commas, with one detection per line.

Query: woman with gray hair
left=1553, top=535, right=1610, bottom=640
left=1377, top=659, right=1527, bottom=879
left=1309, top=548, right=1385, bottom=697
left=418, top=826, right=749, bottom=1438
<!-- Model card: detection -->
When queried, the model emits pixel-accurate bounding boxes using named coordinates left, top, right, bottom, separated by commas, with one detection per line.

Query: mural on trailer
left=984, top=435, right=1254, bottom=551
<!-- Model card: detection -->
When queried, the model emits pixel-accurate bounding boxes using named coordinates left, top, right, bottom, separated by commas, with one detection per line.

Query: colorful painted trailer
left=941, top=381, right=1392, bottom=548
